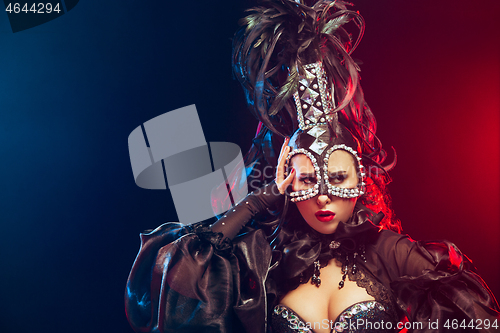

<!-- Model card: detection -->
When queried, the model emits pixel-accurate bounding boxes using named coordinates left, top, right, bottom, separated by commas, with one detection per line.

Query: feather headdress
left=233, top=0, right=390, bottom=166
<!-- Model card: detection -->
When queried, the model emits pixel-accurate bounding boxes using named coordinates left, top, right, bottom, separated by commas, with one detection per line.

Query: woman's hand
left=276, top=137, right=295, bottom=195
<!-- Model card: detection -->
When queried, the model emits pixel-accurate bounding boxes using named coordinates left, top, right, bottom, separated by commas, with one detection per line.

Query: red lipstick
left=315, top=210, right=335, bottom=222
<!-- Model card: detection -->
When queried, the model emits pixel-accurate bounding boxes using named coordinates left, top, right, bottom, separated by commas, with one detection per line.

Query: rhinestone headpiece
left=286, top=61, right=365, bottom=202
left=293, top=62, right=335, bottom=132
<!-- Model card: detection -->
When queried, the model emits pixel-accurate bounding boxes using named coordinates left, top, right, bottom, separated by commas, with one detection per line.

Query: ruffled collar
left=277, top=203, right=383, bottom=280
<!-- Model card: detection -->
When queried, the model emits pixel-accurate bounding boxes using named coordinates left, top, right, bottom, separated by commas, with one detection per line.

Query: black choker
left=310, top=241, right=367, bottom=289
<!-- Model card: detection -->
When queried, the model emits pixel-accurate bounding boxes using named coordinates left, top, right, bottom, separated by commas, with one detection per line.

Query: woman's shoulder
left=371, top=229, right=417, bottom=256
left=371, top=229, right=475, bottom=278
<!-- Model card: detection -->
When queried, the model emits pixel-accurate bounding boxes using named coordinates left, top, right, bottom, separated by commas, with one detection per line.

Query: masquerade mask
left=285, top=61, right=366, bottom=202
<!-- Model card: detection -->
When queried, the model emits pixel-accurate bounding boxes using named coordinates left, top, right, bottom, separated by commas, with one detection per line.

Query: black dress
left=125, top=189, right=500, bottom=333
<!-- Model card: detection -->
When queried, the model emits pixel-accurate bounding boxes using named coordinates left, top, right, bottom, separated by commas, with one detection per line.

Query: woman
left=125, top=1, right=499, bottom=332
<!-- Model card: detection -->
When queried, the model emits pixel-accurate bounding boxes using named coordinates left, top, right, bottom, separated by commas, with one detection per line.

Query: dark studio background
left=0, top=1, right=498, bottom=333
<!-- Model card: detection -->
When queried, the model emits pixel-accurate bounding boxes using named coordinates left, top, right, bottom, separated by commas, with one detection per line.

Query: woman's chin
left=310, top=220, right=339, bottom=235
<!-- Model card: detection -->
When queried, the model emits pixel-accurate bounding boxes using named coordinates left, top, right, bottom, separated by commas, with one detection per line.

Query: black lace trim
left=348, top=265, right=399, bottom=321
left=192, top=224, right=233, bottom=256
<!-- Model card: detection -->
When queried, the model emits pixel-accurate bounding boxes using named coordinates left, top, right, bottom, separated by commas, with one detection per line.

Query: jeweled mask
left=286, top=125, right=366, bottom=202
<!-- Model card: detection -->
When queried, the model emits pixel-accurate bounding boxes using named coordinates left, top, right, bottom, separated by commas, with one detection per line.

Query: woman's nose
left=316, top=194, right=331, bottom=206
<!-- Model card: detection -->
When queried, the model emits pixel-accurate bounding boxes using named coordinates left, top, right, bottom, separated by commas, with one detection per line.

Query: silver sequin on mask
left=285, top=144, right=366, bottom=202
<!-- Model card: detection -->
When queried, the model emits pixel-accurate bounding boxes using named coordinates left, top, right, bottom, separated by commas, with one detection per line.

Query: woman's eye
left=299, top=177, right=316, bottom=185
left=330, top=174, right=347, bottom=184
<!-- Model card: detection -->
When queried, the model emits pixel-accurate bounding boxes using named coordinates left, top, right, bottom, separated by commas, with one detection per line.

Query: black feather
left=232, top=0, right=390, bottom=167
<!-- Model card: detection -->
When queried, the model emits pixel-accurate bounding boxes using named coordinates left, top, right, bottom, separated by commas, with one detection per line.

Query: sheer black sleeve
left=211, top=181, right=281, bottom=239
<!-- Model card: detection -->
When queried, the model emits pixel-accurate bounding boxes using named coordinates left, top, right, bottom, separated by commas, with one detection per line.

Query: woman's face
left=290, top=150, right=359, bottom=234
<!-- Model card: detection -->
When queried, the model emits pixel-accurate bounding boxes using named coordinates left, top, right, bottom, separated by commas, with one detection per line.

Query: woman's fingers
left=276, top=137, right=290, bottom=183
left=277, top=166, right=294, bottom=195
left=278, top=167, right=295, bottom=194
left=284, top=167, right=295, bottom=186
left=277, top=137, right=293, bottom=194
left=278, top=137, right=290, bottom=160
